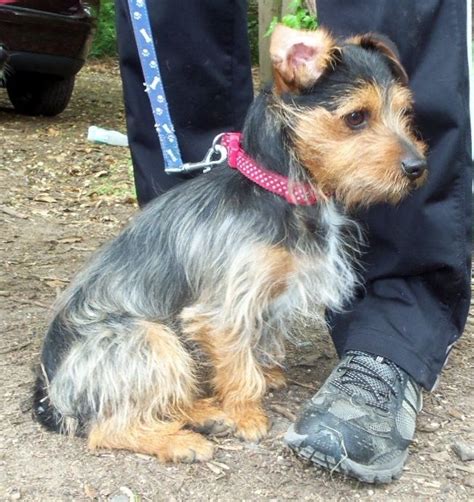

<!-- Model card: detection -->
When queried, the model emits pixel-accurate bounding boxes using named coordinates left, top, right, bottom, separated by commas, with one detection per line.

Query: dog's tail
left=32, top=314, right=88, bottom=436
left=32, top=372, right=63, bottom=433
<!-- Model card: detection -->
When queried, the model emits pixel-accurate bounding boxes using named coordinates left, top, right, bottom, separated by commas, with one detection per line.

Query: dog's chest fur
left=277, top=202, right=360, bottom=323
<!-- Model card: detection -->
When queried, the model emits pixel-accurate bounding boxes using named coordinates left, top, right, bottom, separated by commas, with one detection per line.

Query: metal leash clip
left=165, top=133, right=227, bottom=174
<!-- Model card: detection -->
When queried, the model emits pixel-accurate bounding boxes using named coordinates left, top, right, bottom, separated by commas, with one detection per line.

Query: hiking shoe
left=285, top=351, right=423, bottom=484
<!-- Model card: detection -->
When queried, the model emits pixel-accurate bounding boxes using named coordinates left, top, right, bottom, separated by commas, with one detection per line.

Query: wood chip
left=210, top=461, right=230, bottom=470
left=216, top=443, right=243, bottom=451
left=0, top=205, right=28, bottom=219
left=206, top=462, right=222, bottom=474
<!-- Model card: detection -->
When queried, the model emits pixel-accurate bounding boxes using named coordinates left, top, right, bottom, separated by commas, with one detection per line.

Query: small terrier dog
left=33, top=26, right=427, bottom=463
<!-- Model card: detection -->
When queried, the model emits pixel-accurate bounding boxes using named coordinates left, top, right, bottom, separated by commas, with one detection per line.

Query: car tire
left=7, top=72, right=75, bottom=116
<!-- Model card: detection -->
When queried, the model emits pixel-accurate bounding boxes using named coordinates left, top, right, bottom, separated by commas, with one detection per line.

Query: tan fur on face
left=291, top=82, right=427, bottom=208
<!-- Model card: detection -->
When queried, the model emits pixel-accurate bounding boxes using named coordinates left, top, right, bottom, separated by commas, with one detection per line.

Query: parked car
left=0, top=0, right=99, bottom=116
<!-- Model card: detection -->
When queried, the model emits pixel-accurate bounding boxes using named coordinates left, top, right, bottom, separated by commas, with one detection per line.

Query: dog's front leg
left=212, top=338, right=269, bottom=442
left=182, top=309, right=269, bottom=441
left=182, top=245, right=295, bottom=441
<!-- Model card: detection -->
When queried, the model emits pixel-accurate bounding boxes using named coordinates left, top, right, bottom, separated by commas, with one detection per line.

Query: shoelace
left=332, top=351, right=405, bottom=412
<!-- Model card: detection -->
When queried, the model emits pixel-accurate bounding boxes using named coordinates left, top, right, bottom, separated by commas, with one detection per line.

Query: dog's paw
left=191, top=416, right=235, bottom=437
left=185, top=398, right=235, bottom=437
left=227, top=405, right=270, bottom=442
left=158, top=430, right=215, bottom=463
left=263, top=366, right=287, bottom=391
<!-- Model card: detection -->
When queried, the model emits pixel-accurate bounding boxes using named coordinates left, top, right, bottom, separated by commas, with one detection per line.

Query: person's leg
left=115, top=0, right=253, bottom=206
left=320, top=0, right=472, bottom=390
left=287, top=0, right=472, bottom=483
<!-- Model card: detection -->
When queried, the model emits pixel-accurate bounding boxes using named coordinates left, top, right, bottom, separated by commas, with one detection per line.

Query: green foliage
left=266, top=0, right=318, bottom=36
left=89, top=0, right=260, bottom=64
left=90, top=0, right=117, bottom=59
left=248, top=0, right=259, bottom=65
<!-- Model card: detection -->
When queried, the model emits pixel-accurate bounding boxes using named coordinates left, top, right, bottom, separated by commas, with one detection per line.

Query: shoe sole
left=285, top=424, right=407, bottom=484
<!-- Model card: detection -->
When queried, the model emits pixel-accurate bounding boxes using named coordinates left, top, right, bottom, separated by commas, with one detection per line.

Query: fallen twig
left=287, top=378, right=317, bottom=391
left=16, top=298, right=50, bottom=309
left=0, top=341, right=32, bottom=355
left=269, top=404, right=296, bottom=422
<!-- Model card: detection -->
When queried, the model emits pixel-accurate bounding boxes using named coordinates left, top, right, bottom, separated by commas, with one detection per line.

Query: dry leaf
left=447, top=408, right=465, bottom=420
left=34, top=194, right=57, bottom=203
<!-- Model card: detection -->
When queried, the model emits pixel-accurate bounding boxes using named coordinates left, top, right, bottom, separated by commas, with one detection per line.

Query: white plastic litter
left=87, top=126, right=129, bottom=147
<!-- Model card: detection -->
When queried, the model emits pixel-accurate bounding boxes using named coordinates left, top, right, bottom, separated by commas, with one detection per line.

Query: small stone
left=451, top=441, right=474, bottom=462
left=109, top=495, right=129, bottom=502
left=7, top=489, right=21, bottom=501
left=419, top=421, right=441, bottom=433
left=464, top=475, right=474, bottom=489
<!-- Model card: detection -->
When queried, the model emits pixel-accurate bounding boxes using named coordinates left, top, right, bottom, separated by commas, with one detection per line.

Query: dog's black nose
left=401, top=157, right=427, bottom=180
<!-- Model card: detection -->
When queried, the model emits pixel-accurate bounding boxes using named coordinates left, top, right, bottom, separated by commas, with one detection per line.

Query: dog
left=33, top=25, right=427, bottom=463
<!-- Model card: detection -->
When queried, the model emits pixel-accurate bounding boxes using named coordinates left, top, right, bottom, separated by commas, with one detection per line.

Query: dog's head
left=270, top=25, right=427, bottom=208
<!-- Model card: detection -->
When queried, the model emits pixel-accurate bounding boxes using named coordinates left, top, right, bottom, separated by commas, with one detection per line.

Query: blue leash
left=127, top=0, right=226, bottom=174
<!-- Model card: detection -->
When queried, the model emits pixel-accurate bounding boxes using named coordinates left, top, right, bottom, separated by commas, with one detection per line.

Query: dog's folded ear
left=348, top=33, right=408, bottom=85
left=270, top=24, right=337, bottom=94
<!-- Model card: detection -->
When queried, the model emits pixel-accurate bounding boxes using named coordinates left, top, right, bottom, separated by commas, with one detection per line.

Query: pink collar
left=221, top=133, right=319, bottom=206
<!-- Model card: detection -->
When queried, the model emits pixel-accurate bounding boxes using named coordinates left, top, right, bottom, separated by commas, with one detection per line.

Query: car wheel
left=6, top=72, right=75, bottom=116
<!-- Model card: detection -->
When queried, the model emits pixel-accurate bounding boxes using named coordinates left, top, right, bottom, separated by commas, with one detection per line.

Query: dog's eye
left=344, top=110, right=369, bottom=129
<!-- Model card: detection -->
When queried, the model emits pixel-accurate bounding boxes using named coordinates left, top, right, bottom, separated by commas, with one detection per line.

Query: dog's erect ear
left=270, top=25, right=337, bottom=94
left=349, top=33, right=408, bottom=85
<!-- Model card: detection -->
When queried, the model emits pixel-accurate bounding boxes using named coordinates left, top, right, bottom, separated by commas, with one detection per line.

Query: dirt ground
left=0, top=61, right=473, bottom=502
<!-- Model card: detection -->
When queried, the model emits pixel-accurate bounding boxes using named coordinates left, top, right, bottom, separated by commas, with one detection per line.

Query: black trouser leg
left=115, top=0, right=253, bottom=206
left=318, top=0, right=472, bottom=389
